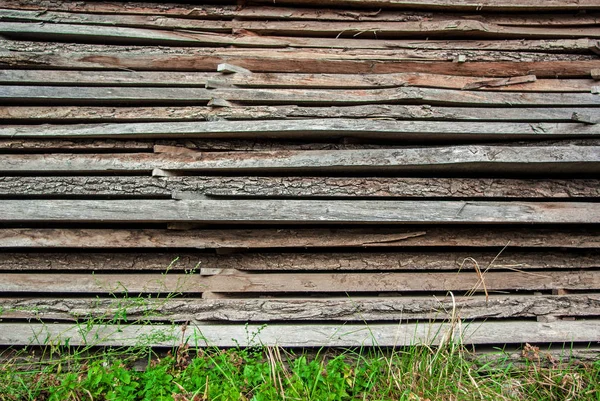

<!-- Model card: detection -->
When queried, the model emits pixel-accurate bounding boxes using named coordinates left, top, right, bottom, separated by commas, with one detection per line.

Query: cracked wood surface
left=2, top=1, right=600, bottom=25
left=1, top=146, right=598, bottom=175
left=4, top=120, right=600, bottom=140
left=2, top=227, right=598, bottom=249
left=1, top=106, right=598, bottom=123
left=3, top=17, right=600, bottom=40
left=1, top=295, right=598, bottom=322
left=2, top=320, right=598, bottom=347
left=0, top=271, right=598, bottom=293
left=1, top=199, right=599, bottom=224
left=3, top=50, right=598, bottom=77
left=4, top=70, right=597, bottom=92
left=1, top=176, right=598, bottom=198
left=3, top=87, right=600, bottom=106
left=1, top=250, right=597, bottom=272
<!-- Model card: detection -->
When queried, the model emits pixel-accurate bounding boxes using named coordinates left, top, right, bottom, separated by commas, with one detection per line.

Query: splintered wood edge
left=0, top=321, right=598, bottom=347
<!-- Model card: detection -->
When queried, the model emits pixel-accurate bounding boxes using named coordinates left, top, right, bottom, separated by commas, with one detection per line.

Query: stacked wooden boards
left=0, top=0, right=599, bottom=351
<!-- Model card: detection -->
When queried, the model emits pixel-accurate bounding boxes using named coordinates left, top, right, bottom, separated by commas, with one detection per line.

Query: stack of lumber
left=0, top=0, right=599, bottom=351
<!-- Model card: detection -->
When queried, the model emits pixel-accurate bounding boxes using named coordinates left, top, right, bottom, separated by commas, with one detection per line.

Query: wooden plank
left=3, top=70, right=597, bottom=92
left=4, top=120, right=600, bottom=140
left=1, top=176, right=598, bottom=198
left=2, top=227, right=598, bottom=249
left=4, top=86, right=600, bottom=107
left=247, top=0, right=600, bottom=11
left=3, top=16, right=600, bottom=40
left=0, top=199, right=599, bottom=224
left=3, top=50, right=598, bottom=77
left=1, top=294, right=598, bottom=322
left=1, top=105, right=598, bottom=123
left=1, top=146, right=598, bottom=175
left=3, top=33, right=597, bottom=52
left=1, top=320, right=598, bottom=347
left=0, top=251, right=597, bottom=272
left=0, top=271, right=598, bottom=293
left=3, top=2, right=600, bottom=26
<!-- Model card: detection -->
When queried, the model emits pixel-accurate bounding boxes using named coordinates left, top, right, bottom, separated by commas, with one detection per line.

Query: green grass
left=0, top=339, right=598, bottom=401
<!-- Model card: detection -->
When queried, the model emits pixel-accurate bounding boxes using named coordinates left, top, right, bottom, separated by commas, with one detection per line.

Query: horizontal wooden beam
left=1, top=146, right=598, bottom=175
left=0, top=250, right=597, bottom=272
left=3, top=16, right=600, bottom=40
left=4, top=120, right=600, bottom=140
left=2, top=70, right=597, bottom=92
left=3, top=2, right=600, bottom=26
left=3, top=50, right=598, bottom=77
left=2, top=294, right=598, bottom=322
left=0, top=199, right=599, bottom=224
left=1, top=271, right=598, bottom=293
left=3, top=86, right=600, bottom=106
left=2, top=320, right=598, bottom=347
left=2, top=227, right=598, bottom=249
left=1, top=106, right=598, bottom=123
left=1, top=176, right=597, bottom=198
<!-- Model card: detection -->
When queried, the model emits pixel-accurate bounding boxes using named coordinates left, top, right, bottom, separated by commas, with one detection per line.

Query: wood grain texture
left=4, top=120, right=600, bottom=140
left=4, top=86, right=600, bottom=106
left=3, top=1, right=600, bottom=25
left=1, top=146, right=598, bottom=175
left=3, top=17, right=600, bottom=40
left=2, top=227, right=598, bottom=249
left=1, top=105, right=598, bottom=123
left=0, top=271, right=598, bottom=293
left=1, top=294, right=598, bottom=322
left=1, top=250, right=597, bottom=272
left=3, top=50, right=598, bottom=77
left=1, top=199, right=600, bottom=224
left=1, top=320, right=598, bottom=347
left=4, top=70, right=597, bottom=92
left=2, top=176, right=597, bottom=198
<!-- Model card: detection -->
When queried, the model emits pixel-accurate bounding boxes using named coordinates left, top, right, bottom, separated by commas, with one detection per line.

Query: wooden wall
left=0, top=0, right=599, bottom=350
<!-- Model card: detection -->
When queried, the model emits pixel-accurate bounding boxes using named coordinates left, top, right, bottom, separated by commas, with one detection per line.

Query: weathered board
left=1, top=199, right=599, bottom=224
left=2, top=294, right=598, bottom=322
left=1, top=176, right=597, bottom=198
left=2, top=227, right=598, bottom=249
left=2, top=320, right=599, bottom=348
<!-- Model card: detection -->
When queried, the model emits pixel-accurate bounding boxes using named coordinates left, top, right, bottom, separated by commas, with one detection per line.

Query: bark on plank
left=2, top=295, right=598, bottom=322
left=0, top=199, right=599, bottom=224
left=1, top=251, right=598, bottom=272
left=1, top=146, right=598, bottom=175
left=0, top=271, right=597, bottom=293
left=1, top=176, right=598, bottom=198
left=2, top=227, right=598, bottom=249
left=3, top=34, right=597, bottom=53
left=248, top=0, right=600, bottom=12
left=1, top=106, right=598, bottom=123
left=3, top=51, right=599, bottom=77
left=3, top=1, right=600, bottom=26
left=3, top=70, right=597, bottom=92
left=2, top=320, right=598, bottom=347
left=4, top=120, right=600, bottom=140
left=4, top=16, right=600, bottom=40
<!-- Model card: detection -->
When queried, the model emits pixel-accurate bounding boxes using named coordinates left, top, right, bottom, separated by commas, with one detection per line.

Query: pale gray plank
left=0, top=321, right=598, bottom=347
